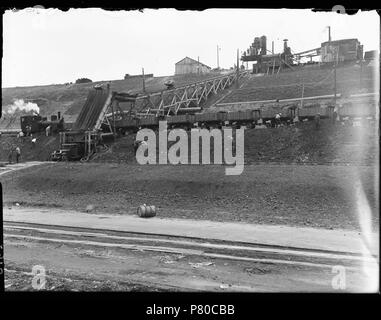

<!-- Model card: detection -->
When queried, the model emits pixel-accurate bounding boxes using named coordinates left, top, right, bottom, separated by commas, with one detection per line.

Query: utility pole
left=236, top=49, right=240, bottom=89
left=360, top=55, right=363, bottom=86
left=198, top=56, right=200, bottom=75
left=142, top=67, right=146, bottom=93
left=217, top=45, right=220, bottom=69
left=328, top=26, right=331, bottom=42
left=328, top=25, right=337, bottom=108
left=333, top=49, right=337, bottom=107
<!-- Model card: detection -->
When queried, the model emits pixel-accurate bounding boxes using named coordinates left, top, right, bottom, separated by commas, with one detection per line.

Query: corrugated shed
left=73, top=88, right=110, bottom=131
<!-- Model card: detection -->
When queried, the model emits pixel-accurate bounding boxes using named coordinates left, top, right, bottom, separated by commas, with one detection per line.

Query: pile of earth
left=0, top=132, right=60, bottom=162
left=92, top=119, right=378, bottom=165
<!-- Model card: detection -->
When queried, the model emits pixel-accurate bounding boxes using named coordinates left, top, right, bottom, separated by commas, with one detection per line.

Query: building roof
left=321, top=38, right=359, bottom=46
left=175, top=56, right=211, bottom=69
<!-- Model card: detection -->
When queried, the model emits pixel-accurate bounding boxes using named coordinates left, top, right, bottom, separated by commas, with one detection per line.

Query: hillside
left=1, top=72, right=223, bottom=126
left=1, top=120, right=377, bottom=166
left=1, top=64, right=377, bottom=133
left=90, top=120, right=378, bottom=165
left=219, top=64, right=376, bottom=104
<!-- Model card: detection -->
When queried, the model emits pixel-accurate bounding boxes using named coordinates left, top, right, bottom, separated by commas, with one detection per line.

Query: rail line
left=4, top=221, right=378, bottom=271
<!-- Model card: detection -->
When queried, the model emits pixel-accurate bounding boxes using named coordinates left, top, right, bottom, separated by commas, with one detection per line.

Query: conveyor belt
left=73, top=88, right=110, bottom=131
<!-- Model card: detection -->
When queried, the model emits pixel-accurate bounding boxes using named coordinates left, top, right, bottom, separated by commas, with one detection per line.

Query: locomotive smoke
left=6, top=99, right=40, bottom=115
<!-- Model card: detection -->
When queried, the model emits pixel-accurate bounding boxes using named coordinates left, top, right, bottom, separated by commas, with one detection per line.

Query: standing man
left=46, top=125, right=51, bottom=137
left=275, top=113, right=281, bottom=127
left=15, top=146, right=21, bottom=163
left=8, top=147, right=13, bottom=164
left=315, top=113, right=321, bottom=130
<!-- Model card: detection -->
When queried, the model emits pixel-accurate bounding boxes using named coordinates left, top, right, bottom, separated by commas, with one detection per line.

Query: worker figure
left=26, top=125, right=31, bottom=137
left=133, top=140, right=141, bottom=155
left=315, top=113, right=321, bottom=130
left=17, top=131, right=24, bottom=139
left=46, top=125, right=51, bottom=137
left=8, top=148, right=13, bottom=164
left=275, top=113, right=281, bottom=127
left=31, top=137, right=37, bottom=147
left=15, top=146, right=21, bottom=163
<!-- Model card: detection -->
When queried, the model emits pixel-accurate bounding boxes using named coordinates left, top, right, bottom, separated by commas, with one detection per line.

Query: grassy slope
left=220, top=64, right=376, bottom=103
left=1, top=72, right=222, bottom=124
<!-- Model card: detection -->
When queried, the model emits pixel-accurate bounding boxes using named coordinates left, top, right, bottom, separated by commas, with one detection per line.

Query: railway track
left=3, top=221, right=377, bottom=270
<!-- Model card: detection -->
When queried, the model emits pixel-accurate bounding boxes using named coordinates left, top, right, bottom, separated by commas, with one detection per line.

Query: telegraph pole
left=236, top=49, right=240, bottom=89
left=328, top=26, right=331, bottom=42
left=198, top=56, right=200, bottom=75
left=328, top=25, right=337, bottom=107
left=142, top=67, right=146, bottom=93
left=217, top=45, right=220, bottom=69
left=333, top=50, right=337, bottom=107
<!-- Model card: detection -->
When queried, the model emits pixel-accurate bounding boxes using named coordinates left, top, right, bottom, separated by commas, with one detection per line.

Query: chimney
left=283, top=39, right=288, bottom=53
left=328, top=26, right=331, bottom=42
left=57, top=111, right=61, bottom=119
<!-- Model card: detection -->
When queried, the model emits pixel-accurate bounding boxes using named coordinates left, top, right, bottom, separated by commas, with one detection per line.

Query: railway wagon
left=227, top=109, right=260, bottom=122
left=138, top=115, right=159, bottom=128
left=226, top=109, right=261, bottom=128
left=298, top=105, right=330, bottom=120
left=260, top=107, right=284, bottom=120
left=194, top=111, right=227, bottom=127
left=112, top=117, right=139, bottom=133
left=339, top=102, right=377, bottom=119
left=167, top=114, right=195, bottom=129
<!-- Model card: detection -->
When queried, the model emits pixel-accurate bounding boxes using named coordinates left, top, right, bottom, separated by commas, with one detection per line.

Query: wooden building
left=175, top=57, right=211, bottom=75
left=320, top=39, right=363, bottom=63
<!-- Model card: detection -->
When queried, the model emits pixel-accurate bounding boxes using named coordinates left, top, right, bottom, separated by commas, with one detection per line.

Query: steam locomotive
left=20, top=112, right=65, bottom=134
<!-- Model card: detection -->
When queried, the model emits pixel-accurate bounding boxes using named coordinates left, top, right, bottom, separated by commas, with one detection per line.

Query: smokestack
left=260, top=35, right=267, bottom=55
left=283, top=39, right=288, bottom=53
left=58, top=111, right=61, bottom=119
left=328, top=26, right=331, bottom=42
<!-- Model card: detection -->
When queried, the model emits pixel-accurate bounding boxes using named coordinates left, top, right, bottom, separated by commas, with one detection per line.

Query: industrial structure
left=320, top=38, right=363, bottom=63
left=241, top=30, right=365, bottom=73
left=241, top=36, right=294, bottom=74
left=175, top=57, right=211, bottom=75
left=6, top=29, right=375, bottom=163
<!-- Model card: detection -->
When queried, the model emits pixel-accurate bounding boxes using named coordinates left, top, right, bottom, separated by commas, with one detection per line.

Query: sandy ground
left=4, top=222, right=376, bottom=292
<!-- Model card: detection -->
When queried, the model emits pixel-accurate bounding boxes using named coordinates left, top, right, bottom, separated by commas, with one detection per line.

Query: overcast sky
left=2, top=8, right=379, bottom=88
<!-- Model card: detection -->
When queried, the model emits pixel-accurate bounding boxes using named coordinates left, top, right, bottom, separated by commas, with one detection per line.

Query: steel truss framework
left=95, top=70, right=251, bottom=134
left=134, top=70, right=251, bottom=116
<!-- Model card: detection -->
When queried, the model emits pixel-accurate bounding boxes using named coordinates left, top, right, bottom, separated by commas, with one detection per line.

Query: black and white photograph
left=0, top=7, right=379, bottom=296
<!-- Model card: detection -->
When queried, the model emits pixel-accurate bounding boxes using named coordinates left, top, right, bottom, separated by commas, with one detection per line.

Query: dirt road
left=4, top=219, right=377, bottom=292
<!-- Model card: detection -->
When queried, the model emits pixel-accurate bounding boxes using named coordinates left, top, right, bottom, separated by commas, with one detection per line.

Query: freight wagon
left=139, top=115, right=159, bottom=128
left=226, top=109, right=261, bottom=128
left=194, top=111, right=227, bottom=126
left=339, top=102, right=376, bottom=119
left=298, top=105, right=331, bottom=120
left=167, top=114, right=195, bottom=129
